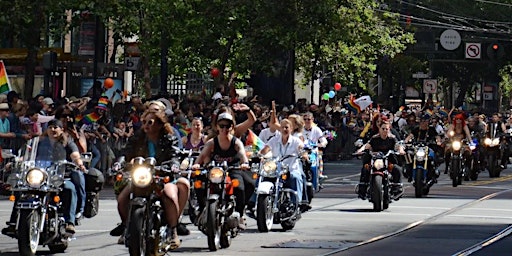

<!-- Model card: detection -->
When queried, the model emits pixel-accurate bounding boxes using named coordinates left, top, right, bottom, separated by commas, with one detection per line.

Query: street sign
left=423, top=79, right=437, bottom=94
left=483, top=92, right=493, bottom=100
left=440, top=29, right=461, bottom=50
left=465, top=43, right=481, bottom=59
left=412, top=72, right=429, bottom=79
left=125, top=57, right=140, bottom=71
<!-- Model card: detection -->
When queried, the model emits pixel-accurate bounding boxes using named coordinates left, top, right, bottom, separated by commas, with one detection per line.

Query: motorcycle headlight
left=26, top=168, right=46, bottom=188
left=209, top=167, right=224, bottom=183
left=449, top=130, right=455, bottom=137
left=374, top=159, right=385, bottom=170
left=469, top=144, right=476, bottom=151
left=452, top=141, right=462, bottom=151
left=484, top=138, right=491, bottom=146
left=132, top=166, right=152, bottom=188
left=492, top=138, right=500, bottom=146
left=416, top=149, right=426, bottom=161
left=179, top=158, right=190, bottom=170
left=262, top=160, right=277, bottom=176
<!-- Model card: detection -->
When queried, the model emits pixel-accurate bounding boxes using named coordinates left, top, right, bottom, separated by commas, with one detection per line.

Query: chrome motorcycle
left=253, top=154, right=300, bottom=232
left=5, top=137, right=73, bottom=256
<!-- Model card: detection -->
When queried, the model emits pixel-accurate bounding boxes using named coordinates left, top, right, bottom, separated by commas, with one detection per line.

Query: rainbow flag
left=245, top=129, right=265, bottom=153
left=0, top=61, right=12, bottom=94
left=438, top=108, right=448, bottom=117
left=426, top=109, right=434, bottom=117
left=173, top=123, right=190, bottom=137
left=399, top=106, right=405, bottom=112
left=346, top=95, right=361, bottom=114
left=77, top=112, right=101, bottom=125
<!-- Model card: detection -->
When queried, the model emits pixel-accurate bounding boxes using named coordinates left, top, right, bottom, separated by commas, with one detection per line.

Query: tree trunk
left=23, top=4, right=44, bottom=99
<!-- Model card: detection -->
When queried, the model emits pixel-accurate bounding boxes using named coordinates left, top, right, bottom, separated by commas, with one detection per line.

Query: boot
left=356, top=183, right=368, bottom=199
left=163, top=226, right=181, bottom=251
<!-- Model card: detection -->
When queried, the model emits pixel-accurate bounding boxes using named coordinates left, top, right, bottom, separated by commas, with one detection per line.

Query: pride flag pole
left=0, top=60, right=12, bottom=94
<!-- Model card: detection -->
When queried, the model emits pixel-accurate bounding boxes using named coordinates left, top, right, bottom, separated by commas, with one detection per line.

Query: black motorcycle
left=404, top=141, right=438, bottom=198
left=195, top=161, right=242, bottom=251
left=358, top=150, right=400, bottom=212
left=447, top=135, right=469, bottom=187
left=123, top=156, right=181, bottom=256
left=482, top=125, right=503, bottom=178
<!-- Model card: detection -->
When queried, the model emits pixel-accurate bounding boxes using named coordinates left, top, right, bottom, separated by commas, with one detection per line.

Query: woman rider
left=112, top=110, right=190, bottom=250
left=258, top=118, right=305, bottom=205
left=444, top=113, right=472, bottom=174
left=182, top=117, right=206, bottom=151
left=192, top=112, right=250, bottom=229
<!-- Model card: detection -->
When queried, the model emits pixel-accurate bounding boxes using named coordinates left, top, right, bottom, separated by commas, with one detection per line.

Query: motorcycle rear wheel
left=256, top=195, right=273, bottom=232
left=18, top=209, right=41, bottom=256
left=206, top=201, right=221, bottom=251
left=371, top=176, right=384, bottom=212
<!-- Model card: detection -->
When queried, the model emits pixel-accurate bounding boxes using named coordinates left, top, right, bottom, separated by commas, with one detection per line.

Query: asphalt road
left=0, top=158, right=511, bottom=256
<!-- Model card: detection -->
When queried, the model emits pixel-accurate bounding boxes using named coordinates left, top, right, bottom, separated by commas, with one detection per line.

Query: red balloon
left=104, top=78, right=114, bottom=89
left=211, top=68, right=220, bottom=78
left=334, top=83, right=342, bottom=91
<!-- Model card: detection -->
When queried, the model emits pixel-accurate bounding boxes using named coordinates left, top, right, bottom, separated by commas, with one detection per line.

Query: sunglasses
left=303, top=118, right=312, bottom=121
left=218, top=124, right=232, bottom=129
left=142, top=119, right=155, bottom=126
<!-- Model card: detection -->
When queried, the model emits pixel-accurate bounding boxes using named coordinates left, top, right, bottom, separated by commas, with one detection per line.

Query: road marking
left=452, top=225, right=512, bottom=256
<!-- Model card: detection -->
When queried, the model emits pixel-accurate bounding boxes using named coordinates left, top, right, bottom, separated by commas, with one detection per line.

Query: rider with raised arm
left=356, top=121, right=405, bottom=199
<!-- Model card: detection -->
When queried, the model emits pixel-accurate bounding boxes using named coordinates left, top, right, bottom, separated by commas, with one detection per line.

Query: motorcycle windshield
left=22, top=136, right=67, bottom=169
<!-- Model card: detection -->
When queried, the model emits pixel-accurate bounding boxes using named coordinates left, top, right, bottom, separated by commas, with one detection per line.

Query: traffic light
left=487, top=43, right=504, bottom=60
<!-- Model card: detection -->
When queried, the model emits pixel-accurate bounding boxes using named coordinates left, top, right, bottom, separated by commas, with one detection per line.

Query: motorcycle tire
left=18, top=209, right=41, bottom=256
left=206, top=201, right=221, bottom=251
left=488, top=155, right=498, bottom=178
left=256, top=195, right=273, bottom=232
left=371, top=176, right=384, bottom=212
left=187, top=190, right=199, bottom=224
left=220, top=225, right=231, bottom=249
left=127, top=207, right=146, bottom=256
left=414, top=169, right=423, bottom=198
left=451, top=159, right=459, bottom=188
left=383, top=184, right=390, bottom=210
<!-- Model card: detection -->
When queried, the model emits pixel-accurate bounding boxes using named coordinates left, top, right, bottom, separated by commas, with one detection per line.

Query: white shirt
left=266, top=134, right=304, bottom=175
left=303, top=125, right=327, bottom=147
left=258, top=128, right=280, bottom=143
left=212, top=92, right=223, bottom=100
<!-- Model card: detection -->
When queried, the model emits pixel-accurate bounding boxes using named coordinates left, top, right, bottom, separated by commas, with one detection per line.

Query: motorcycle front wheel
left=18, top=209, right=41, bottom=256
left=206, top=201, right=221, bottom=251
left=371, top=175, right=384, bottom=212
left=256, top=194, right=274, bottom=232
left=414, top=169, right=424, bottom=198
left=451, top=159, right=460, bottom=187
left=128, top=207, right=148, bottom=256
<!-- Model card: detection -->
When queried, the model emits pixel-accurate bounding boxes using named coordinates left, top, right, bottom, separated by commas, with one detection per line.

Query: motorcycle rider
left=444, top=113, right=473, bottom=174
left=485, top=113, right=507, bottom=169
left=302, top=112, right=328, bottom=175
left=192, top=112, right=251, bottom=230
left=2, top=119, right=87, bottom=235
left=110, top=110, right=190, bottom=250
left=259, top=118, right=305, bottom=205
left=356, top=121, right=405, bottom=199
left=404, top=114, right=441, bottom=181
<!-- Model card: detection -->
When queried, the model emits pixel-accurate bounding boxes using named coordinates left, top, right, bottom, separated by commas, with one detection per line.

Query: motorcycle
left=5, top=137, right=74, bottom=256
left=302, top=142, right=321, bottom=204
left=253, top=154, right=301, bottom=232
left=175, top=149, right=201, bottom=224
left=195, top=161, right=242, bottom=251
left=358, top=150, right=400, bottom=212
left=467, top=134, right=481, bottom=181
left=404, top=142, right=437, bottom=198
left=447, top=134, right=468, bottom=187
left=122, top=156, right=182, bottom=256
left=482, top=125, right=503, bottom=178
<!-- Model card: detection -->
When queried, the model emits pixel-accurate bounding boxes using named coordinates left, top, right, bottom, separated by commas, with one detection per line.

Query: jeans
left=70, top=170, right=86, bottom=213
left=90, top=142, right=101, bottom=170
left=285, top=171, right=303, bottom=204
left=228, top=170, right=256, bottom=215
left=63, top=180, right=77, bottom=224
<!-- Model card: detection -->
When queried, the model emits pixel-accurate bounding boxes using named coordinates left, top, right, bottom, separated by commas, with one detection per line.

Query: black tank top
left=212, top=137, right=240, bottom=165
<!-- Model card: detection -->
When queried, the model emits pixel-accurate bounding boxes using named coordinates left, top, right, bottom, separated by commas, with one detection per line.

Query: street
left=0, top=159, right=511, bottom=255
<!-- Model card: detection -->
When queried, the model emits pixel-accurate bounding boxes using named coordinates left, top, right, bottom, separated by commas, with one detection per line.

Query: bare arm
left=194, top=139, right=213, bottom=166
left=234, top=138, right=249, bottom=163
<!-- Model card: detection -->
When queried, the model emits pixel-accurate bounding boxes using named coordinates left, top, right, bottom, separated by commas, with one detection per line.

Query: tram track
left=318, top=187, right=512, bottom=256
